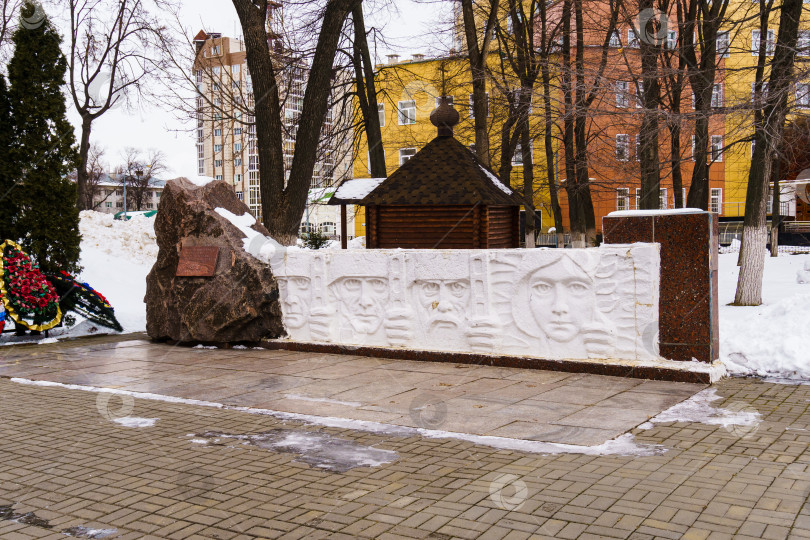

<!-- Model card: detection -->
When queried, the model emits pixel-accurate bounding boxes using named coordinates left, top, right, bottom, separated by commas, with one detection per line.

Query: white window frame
left=752, top=29, right=775, bottom=56
left=616, top=188, right=630, bottom=211
left=635, top=188, right=641, bottom=210
left=660, top=188, right=668, bottom=210
left=512, top=141, right=533, bottom=166
left=797, top=83, right=810, bottom=107
left=468, top=93, right=489, bottom=118
left=616, top=81, right=629, bottom=108
left=609, top=30, right=621, bottom=48
left=399, top=148, right=416, bottom=165
left=710, top=188, right=723, bottom=214
left=398, top=100, right=416, bottom=125
left=635, top=135, right=641, bottom=162
left=800, top=31, right=810, bottom=57
left=710, top=135, right=723, bottom=162
left=378, top=103, right=385, bottom=127
left=435, top=96, right=455, bottom=108
left=711, top=83, right=723, bottom=108
left=717, top=31, right=730, bottom=58
left=628, top=28, right=640, bottom=48
left=616, top=134, right=629, bottom=162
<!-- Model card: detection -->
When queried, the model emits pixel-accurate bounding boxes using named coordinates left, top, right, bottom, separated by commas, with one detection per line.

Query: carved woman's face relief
left=528, top=260, right=595, bottom=343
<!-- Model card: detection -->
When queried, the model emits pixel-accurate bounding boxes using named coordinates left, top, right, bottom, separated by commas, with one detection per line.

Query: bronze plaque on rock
left=176, top=246, right=220, bottom=277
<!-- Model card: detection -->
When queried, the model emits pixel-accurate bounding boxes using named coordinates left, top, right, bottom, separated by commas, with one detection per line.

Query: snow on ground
left=719, top=250, right=810, bottom=380
left=77, top=211, right=158, bottom=333
left=112, top=417, right=158, bottom=428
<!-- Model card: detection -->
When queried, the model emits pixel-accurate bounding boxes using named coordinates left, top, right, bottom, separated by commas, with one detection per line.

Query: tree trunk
left=352, top=4, right=385, bottom=178
left=520, top=120, right=534, bottom=248
left=670, top=121, right=684, bottom=208
left=735, top=0, right=802, bottom=305
left=638, top=0, right=661, bottom=210
left=76, top=115, right=92, bottom=211
left=770, top=160, right=781, bottom=257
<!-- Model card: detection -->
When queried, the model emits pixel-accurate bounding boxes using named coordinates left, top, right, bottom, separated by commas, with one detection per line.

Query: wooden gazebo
left=360, top=99, right=522, bottom=249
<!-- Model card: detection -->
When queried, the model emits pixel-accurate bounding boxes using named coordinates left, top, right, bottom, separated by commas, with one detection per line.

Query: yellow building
left=720, top=2, right=810, bottom=219
left=352, top=54, right=553, bottom=239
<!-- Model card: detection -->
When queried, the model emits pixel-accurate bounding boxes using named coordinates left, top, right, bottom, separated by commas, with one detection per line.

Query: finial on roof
left=430, top=97, right=459, bottom=137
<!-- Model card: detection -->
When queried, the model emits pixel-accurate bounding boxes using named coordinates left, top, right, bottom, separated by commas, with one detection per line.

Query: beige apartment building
left=192, top=16, right=354, bottom=238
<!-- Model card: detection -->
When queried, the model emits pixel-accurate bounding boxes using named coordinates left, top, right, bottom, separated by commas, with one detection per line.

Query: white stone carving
left=271, top=244, right=660, bottom=361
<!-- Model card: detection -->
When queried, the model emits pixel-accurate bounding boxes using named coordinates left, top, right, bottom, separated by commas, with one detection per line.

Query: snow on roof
left=333, top=178, right=386, bottom=202
left=608, top=208, right=705, bottom=217
left=478, top=164, right=513, bottom=195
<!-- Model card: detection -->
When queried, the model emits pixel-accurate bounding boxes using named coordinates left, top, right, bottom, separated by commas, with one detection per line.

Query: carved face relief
left=413, top=279, right=471, bottom=338
left=528, top=259, right=596, bottom=344
left=332, top=276, right=389, bottom=334
left=278, top=276, right=312, bottom=329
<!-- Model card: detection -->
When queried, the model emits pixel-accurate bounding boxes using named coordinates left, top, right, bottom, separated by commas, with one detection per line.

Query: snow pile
left=77, top=211, right=158, bottom=333
left=113, top=417, right=158, bottom=428
left=720, top=252, right=810, bottom=380
left=479, top=165, right=513, bottom=195
left=797, top=260, right=810, bottom=284
left=185, top=175, right=217, bottom=186
left=214, top=207, right=284, bottom=264
left=646, top=388, right=760, bottom=428
left=79, top=210, right=157, bottom=265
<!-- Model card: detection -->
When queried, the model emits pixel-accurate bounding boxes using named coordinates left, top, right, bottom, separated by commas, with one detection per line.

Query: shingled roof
left=360, top=135, right=522, bottom=206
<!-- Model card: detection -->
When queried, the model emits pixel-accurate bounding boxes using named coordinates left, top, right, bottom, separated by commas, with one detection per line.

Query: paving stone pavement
left=0, top=335, right=808, bottom=539
left=0, top=336, right=706, bottom=447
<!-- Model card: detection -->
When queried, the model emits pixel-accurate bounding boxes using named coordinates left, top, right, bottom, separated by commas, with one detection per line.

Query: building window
left=215, top=175, right=223, bottom=180
left=214, top=144, right=223, bottom=153
left=710, top=135, right=723, bottom=162
left=116, top=202, right=123, bottom=208
left=232, top=64, right=241, bottom=74
left=799, top=31, right=810, bottom=57
left=234, top=158, right=243, bottom=166
left=666, top=30, right=677, bottom=49
left=212, top=66, right=221, bottom=75
left=234, top=143, right=242, bottom=152
left=235, top=174, right=242, bottom=183
left=236, top=191, right=243, bottom=200
left=435, top=96, right=455, bottom=108
left=616, top=81, right=629, bottom=108
left=710, top=188, right=723, bottom=214
left=752, top=82, right=769, bottom=103
left=105, top=202, right=112, bottom=208
left=635, top=135, right=641, bottom=161
left=212, top=45, right=221, bottom=55
left=234, top=127, right=242, bottom=135
left=609, top=30, right=621, bottom=48
left=512, top=141, right=533, bottom=165
left=635, top=188, right=641, bottom=209
left=691, top=135, right=696, bottom=161
left=628, top=28, right=639, bottom=48
left=717, top=31, right=730, bottom=58
left=616, top=188, right=630, bottom=211
left=320, top=222, right=336, bottom=235
left=378, top=103, right=385, bottom=127
left=468, top=93, right=489, bottom=118
left=711, top=84, right=723, bottom=108
left=215, top=159, right=223, bottom=167
left=399, top=148, right=416, bottom=165
left=214, top=128, right=222, bottom=137
left=797, top=83, right=810, bottom=107
left=636, top=84, right=644, bottom=108
left=752, top=29, right=775, bottom=56
left=398, top=100, right=416, bottom=125
left=616, top=134, right=629, bottom=161
left=660, top=188, right=668, bottom=210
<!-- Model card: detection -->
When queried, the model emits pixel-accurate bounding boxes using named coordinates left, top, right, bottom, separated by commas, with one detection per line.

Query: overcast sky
left=63, top=0, right=448, bottom=178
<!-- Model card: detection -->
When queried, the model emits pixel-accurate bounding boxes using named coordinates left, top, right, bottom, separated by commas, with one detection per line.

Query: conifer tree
left=0, top=74, right=15, bottom=242
left=7, top=1, right=80, bottom=274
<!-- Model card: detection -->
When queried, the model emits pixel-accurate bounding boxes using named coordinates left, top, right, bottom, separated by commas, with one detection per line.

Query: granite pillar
left=602, top=210, right=719, bottom=363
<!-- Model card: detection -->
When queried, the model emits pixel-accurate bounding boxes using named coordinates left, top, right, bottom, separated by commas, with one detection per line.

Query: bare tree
left=83, top=143, right=107, bottom=210
left=116, top=147, right=166, bottom=211
left=0, top=0, right=21, bottom=60
left=67, top=0, right=172, bottom=210
left=352, top=2, right=385, bottom=178
left=735, top=0, right=803, bottom=305
left=459, top=0, right=499, bottom=166
left=231, top=0, right=358, bottom=244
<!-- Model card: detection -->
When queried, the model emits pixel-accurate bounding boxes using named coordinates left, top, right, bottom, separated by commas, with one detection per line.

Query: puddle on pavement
left=0, top=504, right=117, bottom=538
left=193, top=429, right=399, bottom=473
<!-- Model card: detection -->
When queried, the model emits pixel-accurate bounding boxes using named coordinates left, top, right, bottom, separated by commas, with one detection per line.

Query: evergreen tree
left=7, top=1, right=80, bottom=274
left=0, top=74, right=15, bottom=242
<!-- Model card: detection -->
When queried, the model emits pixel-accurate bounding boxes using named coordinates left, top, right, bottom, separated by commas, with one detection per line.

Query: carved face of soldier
left=528, top=259, right=595, bottom=344
left=413, top=279, right=471, bottom=338
left=332, top=276, right=389, bottom=334
left=278, top=276, right=311, bottom=329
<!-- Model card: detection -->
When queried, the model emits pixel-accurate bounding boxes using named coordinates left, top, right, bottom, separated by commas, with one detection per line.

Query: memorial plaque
left=176, top=246, right=220, bottom=277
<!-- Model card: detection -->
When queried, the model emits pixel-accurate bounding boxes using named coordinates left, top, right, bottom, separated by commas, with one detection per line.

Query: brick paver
left=0, top=335, right=807, bottom=539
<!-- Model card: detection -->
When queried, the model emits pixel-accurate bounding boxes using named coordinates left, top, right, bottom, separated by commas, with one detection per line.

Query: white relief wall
left=272, top=244, right=660, bottom=361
